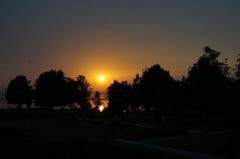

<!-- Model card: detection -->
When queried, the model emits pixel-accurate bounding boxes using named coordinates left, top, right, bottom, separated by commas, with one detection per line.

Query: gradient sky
left=1, top=0, right=240, bottom=91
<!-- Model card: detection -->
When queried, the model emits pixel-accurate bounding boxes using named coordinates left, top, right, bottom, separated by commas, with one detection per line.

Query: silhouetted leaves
left=92, top=91, right=102, bottom=111
left=4, top=46, right=240, bottom=158
left=235, top=54, right=240, bottom=82
left=5, top=75, right=33, bottom=108
left=107, top=81, right=132, bottom=116
left=71, top=75, right=91, bottom=111
left=131, top=74, right=143, bottom=112
left=138, top=64, right=176, bottom=111
left=186, top=46, right=230, bottom=111
left=34, top=70, right=67, bottom=107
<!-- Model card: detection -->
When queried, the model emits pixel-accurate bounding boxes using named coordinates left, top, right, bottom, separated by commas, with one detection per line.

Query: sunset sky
left=1, top=0, right=240, bottom=91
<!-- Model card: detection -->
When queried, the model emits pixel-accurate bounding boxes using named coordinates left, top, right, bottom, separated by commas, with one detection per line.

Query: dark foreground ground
left=0, top=109, right=237, bottom=159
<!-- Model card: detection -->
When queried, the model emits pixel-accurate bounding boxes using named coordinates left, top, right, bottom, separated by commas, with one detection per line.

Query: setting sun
left=98, top=75, right=106, bottom=83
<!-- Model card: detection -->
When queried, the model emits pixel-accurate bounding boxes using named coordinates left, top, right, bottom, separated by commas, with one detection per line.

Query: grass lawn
left=145, top=132, right=232, bottom=158
left=0, top=110, right=188, bottom=159
left=0, top=109, right=231, bottom=159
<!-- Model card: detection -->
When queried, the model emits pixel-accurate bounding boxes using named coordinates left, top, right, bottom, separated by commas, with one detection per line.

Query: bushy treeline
left=4, top=46, right=240, bottom=157
left=107, top=46, right=239, bottom=116
left=5, top=70, right=92, bottom=110
left=5, top=46, right=240, bottom=115
left=105, top=46, right=240, bottom=150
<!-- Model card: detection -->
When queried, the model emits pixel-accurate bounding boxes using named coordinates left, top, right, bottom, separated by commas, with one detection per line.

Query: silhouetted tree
left=235, top=54, right=240, bottom=81
left=56, top=75, right=91, bottom=110
left=64, top=77, right=80, bottom=108
left=135, top=64, right=176, bottom=126
left=173, top=79, right=186, bottom=111
left=186, top=46, right=230, bottom=113
left=34, top=70, right=68, bottom=108
left=92, top=91, right=102, bottom=111
left=139, top=64, right=176, bottom=112
left=107, top=80, right=132, bottom=116
left=72, top=75, right=91, bottom=111
left=131, top=74, right=143, bottom=112
left=227, top=54, right=240, bottom=157
left=5, top=75, right=33, bottom=108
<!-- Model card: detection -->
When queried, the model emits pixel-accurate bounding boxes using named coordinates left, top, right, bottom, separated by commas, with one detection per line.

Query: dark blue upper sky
left=1, top=0, right=240, bottom=90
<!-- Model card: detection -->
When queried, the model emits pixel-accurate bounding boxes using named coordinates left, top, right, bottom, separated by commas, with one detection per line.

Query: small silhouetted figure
left=108, top=115, right=120, bottom=138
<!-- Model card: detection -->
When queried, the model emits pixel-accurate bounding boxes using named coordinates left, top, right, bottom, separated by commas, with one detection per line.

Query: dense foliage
left=5, top=75, right=33, bottom=108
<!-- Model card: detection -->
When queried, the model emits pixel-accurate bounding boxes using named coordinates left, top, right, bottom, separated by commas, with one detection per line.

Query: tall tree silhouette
left=186, top=46, right=230, bottom=112
left=131, top=74, right=143, bottom=112
left=34, top=70, right=67, bottom=108
left=73, top=75, right=91, bottom=111
left=64, top=77, right=80, bottom=108
left=227, top=54, right=240, bottom=156
left=235, top=54, right=240, bottom=81
left=107, top=80, right=132, bottom=116
left=138, top=64, right=176, bottom=112
left=5, top=75, right=33, bottom=108
left=92, top=91, right=102, bottom=111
